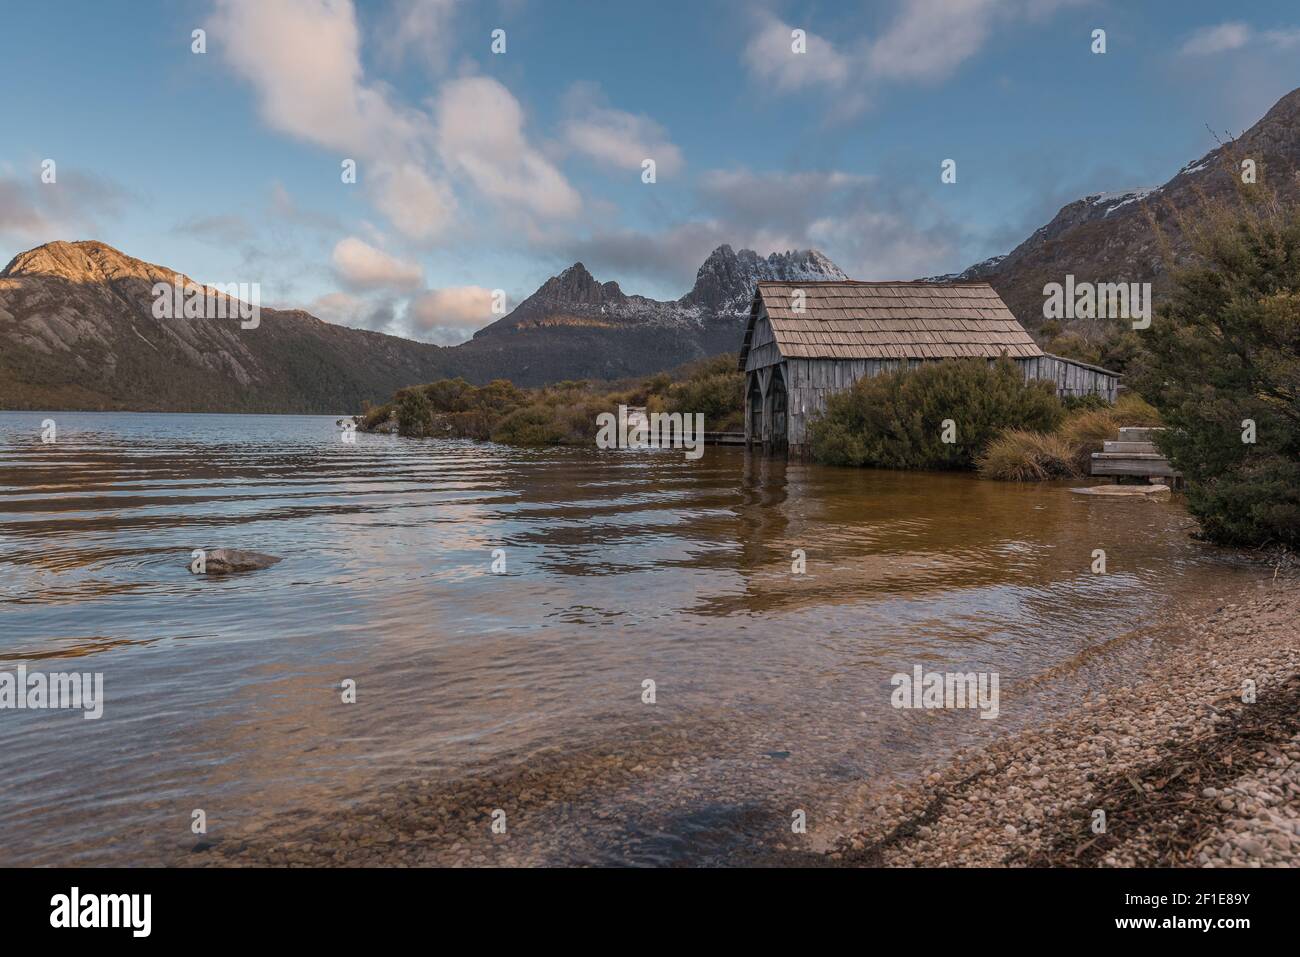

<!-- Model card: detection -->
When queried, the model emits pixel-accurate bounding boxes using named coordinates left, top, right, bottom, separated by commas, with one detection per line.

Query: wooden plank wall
left=781, top=355, right=1118, bottom=453
left=784, top=358, right=914, bottom=450
left=1016, top=355, right=1119, bottom=403
left=743, top=313, right=782, bottom=373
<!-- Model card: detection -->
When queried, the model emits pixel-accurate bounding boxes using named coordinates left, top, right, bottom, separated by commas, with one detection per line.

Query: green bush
left=658, top=355, right=745, bottom=432
left=490, top=396, right=609, bottom=446
left=1114, top=392, right=1163, bottom=425
left=490, top=404, right=569, bottom=445
left=1061, top=393, right=1110, bottom=414
left=808, top=357, right=1064, bottom=470
left=396, top=388, right=434, bottom=437
left=1132, top=200, right=1300, bottom=548
left=420, top=377, right=474, bottom=412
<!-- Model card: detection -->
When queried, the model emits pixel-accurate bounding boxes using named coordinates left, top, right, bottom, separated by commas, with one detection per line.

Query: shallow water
left=0, top=412, right=1267, bottom=865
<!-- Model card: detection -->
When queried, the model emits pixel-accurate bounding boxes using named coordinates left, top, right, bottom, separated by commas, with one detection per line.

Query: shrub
left=1132, top=198, right=1300, bottom=548
left=1061, top=393, right=1109, bottom=414
left=363, top=402, right=394, bottom=431
left=1059, top=408, right=1121, bottom=472
left=421, top=377, right=474, bottom=412
left=490, top=395, right=612, bottom=446
left=662, top=362, right=745, bottom=432
left=1114, top=392, right=1162, bottom=426
left=809, top=419, right=869, bottom=467
left=808, top=357, right=1064, bottom=469
left=977, top=429, right=1080, bottom=481
left=471, top=378, right=527, bottom=413
left=396, top=388, right=434, bottom=437
left=490, top=404, right=569, bottom=445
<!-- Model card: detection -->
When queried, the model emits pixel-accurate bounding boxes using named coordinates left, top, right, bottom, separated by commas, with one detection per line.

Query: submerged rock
left=195, top=548, right=282, bottom=574
left=1070, top=484, right=1171, bottom=498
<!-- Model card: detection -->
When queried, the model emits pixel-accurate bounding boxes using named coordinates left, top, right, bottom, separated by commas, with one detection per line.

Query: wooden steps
left=1102, top=440, right=1158, bottom=454
left=1090, top=427, right=1182, bottom=481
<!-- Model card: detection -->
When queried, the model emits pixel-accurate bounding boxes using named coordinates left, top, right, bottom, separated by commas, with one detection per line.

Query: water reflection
left=0, top=411, right=1263, bottom=865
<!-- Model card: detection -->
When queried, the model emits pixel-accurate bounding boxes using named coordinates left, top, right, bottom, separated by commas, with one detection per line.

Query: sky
left=2, top=0, right=1299, bottom=344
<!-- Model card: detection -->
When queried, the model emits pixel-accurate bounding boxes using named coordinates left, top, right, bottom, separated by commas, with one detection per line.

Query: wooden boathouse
left=739, top=280, right=1120, bottom=456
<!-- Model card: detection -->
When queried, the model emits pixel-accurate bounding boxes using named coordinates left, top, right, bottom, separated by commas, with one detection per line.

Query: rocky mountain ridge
left=939, top=87, right=1300, bottom=329
left=450, top=244, right=848, bottom=384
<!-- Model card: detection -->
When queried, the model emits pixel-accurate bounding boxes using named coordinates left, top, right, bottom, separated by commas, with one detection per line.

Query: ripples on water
left=0, top=412, right=1265, bottom=865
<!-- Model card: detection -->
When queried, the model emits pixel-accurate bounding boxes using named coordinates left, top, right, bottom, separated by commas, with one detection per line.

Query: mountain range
left=0, top=242, right=844, bottom=411
left=2, top=87, right=1298, bottom=413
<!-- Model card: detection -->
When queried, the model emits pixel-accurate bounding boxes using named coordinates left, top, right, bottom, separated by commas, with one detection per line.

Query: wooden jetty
left=703, top=431, right=745, bottom=445
left=1090, top=427, right=1182, bottom=484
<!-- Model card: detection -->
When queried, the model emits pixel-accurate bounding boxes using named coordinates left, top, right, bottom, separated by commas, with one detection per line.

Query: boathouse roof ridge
left=740, top=279, right=1046, bottom=368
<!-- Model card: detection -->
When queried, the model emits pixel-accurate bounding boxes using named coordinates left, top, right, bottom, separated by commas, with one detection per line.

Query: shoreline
left=828, top=578, right=1299, bottom=867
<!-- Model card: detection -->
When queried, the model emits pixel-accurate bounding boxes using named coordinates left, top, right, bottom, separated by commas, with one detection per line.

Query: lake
left=0, top=411, right=1269, bottom=865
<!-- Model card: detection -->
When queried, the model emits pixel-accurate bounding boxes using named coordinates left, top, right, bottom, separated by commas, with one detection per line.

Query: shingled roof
left=739, top=280, right=1043, bottom=369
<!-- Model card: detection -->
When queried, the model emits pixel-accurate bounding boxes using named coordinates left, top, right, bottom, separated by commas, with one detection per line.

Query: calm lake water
left=0, top=412, right=1269, bottom=865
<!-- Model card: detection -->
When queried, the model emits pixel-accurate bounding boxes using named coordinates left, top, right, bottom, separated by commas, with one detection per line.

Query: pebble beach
left=831, top=577, right=1300, bottom=868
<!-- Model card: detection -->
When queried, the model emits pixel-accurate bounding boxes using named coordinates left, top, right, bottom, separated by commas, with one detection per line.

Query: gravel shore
left=830, top=578, right=1300, bottom=867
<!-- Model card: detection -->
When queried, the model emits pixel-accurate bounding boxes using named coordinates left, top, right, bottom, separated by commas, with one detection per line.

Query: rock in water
left=197, top=548, right=282, bottom=574
left=1070, top=484, right=1171, bottom=498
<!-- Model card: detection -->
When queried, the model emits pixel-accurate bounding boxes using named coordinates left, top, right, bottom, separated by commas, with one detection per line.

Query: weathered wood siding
left=746, top=352, right=1118, bottom=454
left=743, top=309, right=782, bottom=373
left=782, top=357, right=915, bottom=451
left=1017, top=354, right=1118, bottom=403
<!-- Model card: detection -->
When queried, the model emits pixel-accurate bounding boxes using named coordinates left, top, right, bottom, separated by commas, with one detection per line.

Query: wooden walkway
left=704, top=431, right=745, bottom=445
left=1090, top=427, right=1182, bottom=483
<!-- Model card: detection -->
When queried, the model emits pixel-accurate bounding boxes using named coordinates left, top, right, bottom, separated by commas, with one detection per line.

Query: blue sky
left=2, top=0, right=1299, bottom=343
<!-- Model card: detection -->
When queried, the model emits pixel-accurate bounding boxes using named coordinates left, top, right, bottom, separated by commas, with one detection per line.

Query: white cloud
left=375, top=0, right=459, bottom=73
left=694, top=167, right=960, bottom=279
left=211, top=0, right=580, bottom=243
left=407, top=285, right=503, bottom=343
left=210, top=0, right=414, bottom=156
left=331, top=236, right=423, bottom=290
left=742, top=0, right=1086, bottom=100
left=742, top=15, right=852, bottom=91
left=211, top=0, right=447, bottom=243
left=370, top=163, right=456, bottom=241
left=0, top=170, right=130, bottom=246
left=409, top=286, right=501, bottom=329
left=562, top=86, right=685, bottom=175
left=1179, top=22, right=1300, bottom=56
left=308, top=290, right=398, bottom=332
left=1180, top=22, right=1253, bottom=56
left=436, top=76, right=581, bottom=221
left=559, top=166, right=965, bottom=295
left=807, top=208, right=958, bottom=280
left=868, top=0, right=1001, bottom=82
